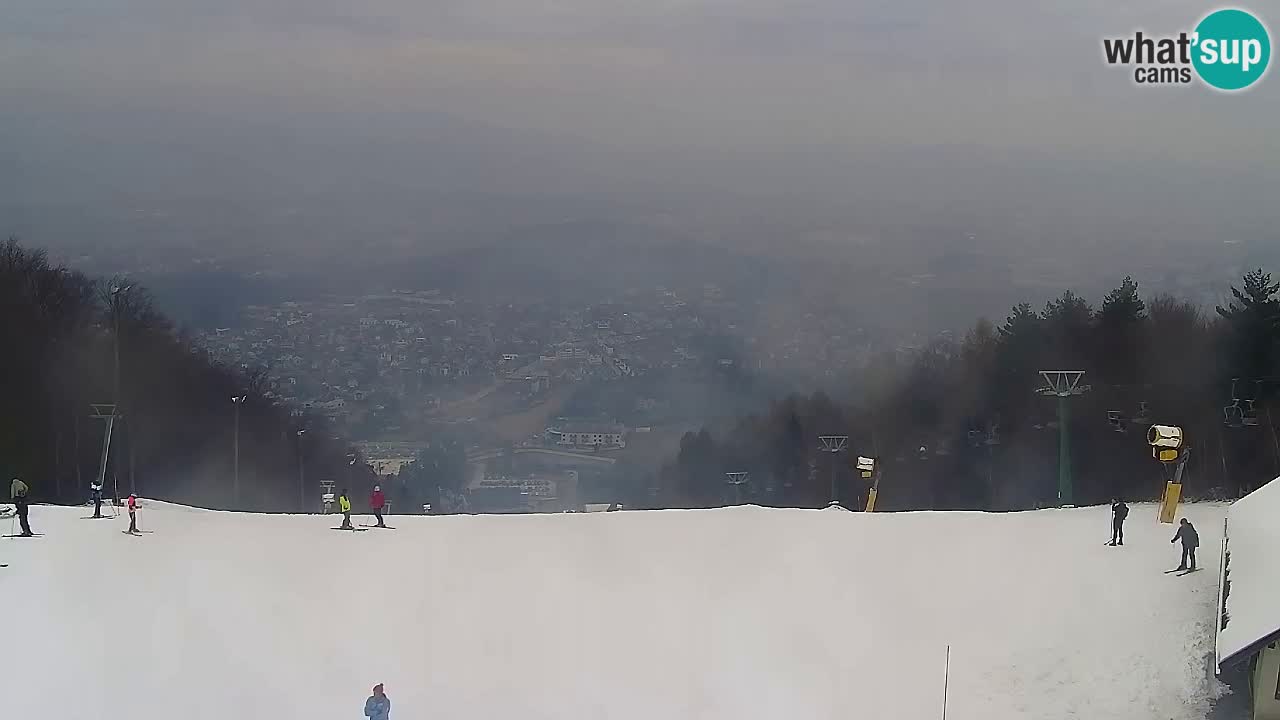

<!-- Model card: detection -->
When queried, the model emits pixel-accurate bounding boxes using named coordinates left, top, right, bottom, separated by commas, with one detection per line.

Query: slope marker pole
left=941, top=644, right=951, bottom=720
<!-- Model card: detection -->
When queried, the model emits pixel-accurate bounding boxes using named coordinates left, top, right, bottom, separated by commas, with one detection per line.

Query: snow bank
left=0, top=501, right=1225, bottom=719
left=1217, top=477, right=1280, bottom=667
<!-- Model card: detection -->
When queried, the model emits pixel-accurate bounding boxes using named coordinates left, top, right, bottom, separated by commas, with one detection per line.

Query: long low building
left=546, top=421, right=626, bottom=449
left=1217, top=475, right=1280, bottom=720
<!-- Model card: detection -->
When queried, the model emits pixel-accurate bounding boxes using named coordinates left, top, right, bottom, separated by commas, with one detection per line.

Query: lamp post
left=109, top=284, right=134, bottom=403
left=296, top=429, right=307, bottom=511
left=231, top=395, right=247, bottom=506
left=109, top=284, right=134, bottom=494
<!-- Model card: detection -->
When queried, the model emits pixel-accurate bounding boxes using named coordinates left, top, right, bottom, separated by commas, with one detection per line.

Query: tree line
left=1, top=239, right=370, bottom=511
left=652, top=272, right=1280, bottom=511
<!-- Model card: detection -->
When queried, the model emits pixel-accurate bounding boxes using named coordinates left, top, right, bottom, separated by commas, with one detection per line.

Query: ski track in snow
left=0, top=501, right=1228, bottom=719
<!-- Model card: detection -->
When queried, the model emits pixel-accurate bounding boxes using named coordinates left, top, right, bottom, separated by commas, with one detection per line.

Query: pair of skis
left=1163, top=568, right=1202, bottom=576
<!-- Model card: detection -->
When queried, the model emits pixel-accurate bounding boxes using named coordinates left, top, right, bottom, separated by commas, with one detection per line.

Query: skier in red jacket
left=126, top=494, right=139, bottom=534
left=370, top=486, right=386, bottom=528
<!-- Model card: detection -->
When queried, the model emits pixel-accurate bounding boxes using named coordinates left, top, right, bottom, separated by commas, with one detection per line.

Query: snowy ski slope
left=0, top=501, right=1226, bottom=719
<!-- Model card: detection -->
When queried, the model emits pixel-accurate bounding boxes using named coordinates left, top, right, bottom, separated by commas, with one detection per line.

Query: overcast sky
left=2, top=0, right=1277, bottom=267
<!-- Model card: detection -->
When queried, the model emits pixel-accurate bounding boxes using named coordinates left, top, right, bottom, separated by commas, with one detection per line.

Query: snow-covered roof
left=1218, top=476, right=1280, bottom=669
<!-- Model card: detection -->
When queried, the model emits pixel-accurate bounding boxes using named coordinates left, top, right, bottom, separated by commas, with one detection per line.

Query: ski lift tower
left=725, top=472, right=749, bottom=506
left=90, top=403, right=119, bottom=509
left=818, top=435, right=849, bottom=508
left=1037, top=371, right=1090, bottom=506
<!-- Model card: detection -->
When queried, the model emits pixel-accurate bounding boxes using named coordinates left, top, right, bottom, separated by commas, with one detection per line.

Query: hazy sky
left=2, top=1, right=1277, bottom=266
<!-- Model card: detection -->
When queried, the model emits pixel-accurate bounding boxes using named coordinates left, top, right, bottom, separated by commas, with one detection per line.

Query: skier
left=90, top=480, right=104, bottom=519
left=370, top=485, right=386, bottom=528
left=1109, top=499, right=1129, bottom=546
left=364, top=683, right=391, bottom=720
left=1171, top=517, right=1200, bottom=571
left=10, top=477, right=32, bottom=537
left=126, top=493, right=139, bottom=534
left=339, top=489, right=353, bottom=530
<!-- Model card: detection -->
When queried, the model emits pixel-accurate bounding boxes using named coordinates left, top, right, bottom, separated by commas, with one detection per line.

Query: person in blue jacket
left=364, top=683, right=390, bottom=720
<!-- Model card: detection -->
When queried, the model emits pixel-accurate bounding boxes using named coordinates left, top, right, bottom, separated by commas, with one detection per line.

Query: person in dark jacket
left=90, top=480, right=104, bottom=519
left=11, top=477, right=33, bottom=536
left=1109, top=499, right=1129, bottom=546
left=1171, top=518, right=1200, bottom=570
left=364, top=683, right=391, bottom=720
left=370, top=485, right=386, bottom=528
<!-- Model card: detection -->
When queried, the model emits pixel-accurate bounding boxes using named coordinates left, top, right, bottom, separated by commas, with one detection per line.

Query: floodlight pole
left=818, top=435, right=849, bottom=507
left=1037, top=371, right=1089, bottom=507
left=232, top=395, right=247, bottom=507
left=296, top=429, right=307, bottom=511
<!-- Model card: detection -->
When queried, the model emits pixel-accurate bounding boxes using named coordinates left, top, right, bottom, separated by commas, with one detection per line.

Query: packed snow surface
left=0, top=501, right=1226, bottom=719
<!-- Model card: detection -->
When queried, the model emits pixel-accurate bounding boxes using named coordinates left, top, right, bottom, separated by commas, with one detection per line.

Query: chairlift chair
left=1223, top=401, right=1244, bottom=429
left=1242, top=399, right=1261, bottom=427
left=1133, top=401, right=1152, bottom=425
left=967, top=429, right=983, bottom=448
left=985, top=423, right=1001, bottom=445
left=1106, top=410, right=1127, bottom=433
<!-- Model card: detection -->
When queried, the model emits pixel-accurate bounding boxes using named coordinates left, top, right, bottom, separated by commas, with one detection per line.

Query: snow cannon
left=1147, top=425, right=1183, bottom=462
left=1148, top=425, right=1188, bottom=524
left=857, top=456, right=881, bottom=512
left=856, top=456, right=876, bottom=478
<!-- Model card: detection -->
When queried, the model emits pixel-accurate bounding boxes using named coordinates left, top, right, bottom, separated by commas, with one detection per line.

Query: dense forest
left=653, top=273, right=1280, bottom=512
left=1, top=239, right=369, bottom=511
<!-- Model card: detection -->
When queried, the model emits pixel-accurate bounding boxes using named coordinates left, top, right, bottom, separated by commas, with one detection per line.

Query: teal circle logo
left=1192, top=9, right=1271, bottom=90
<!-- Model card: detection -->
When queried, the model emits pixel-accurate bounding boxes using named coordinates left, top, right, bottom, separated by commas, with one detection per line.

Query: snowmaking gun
left=857, top=456, right=879, bottom=511
left=1149, top=425, right=1187, bottom=524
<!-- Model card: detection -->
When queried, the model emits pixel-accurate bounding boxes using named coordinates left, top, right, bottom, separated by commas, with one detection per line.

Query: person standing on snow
left=90, top=480, right=104, bottom=519
left=1109, top=499, right=1129, bottom=546
left=126, top=493, right=140, bottom=534
left=364, top=683, right=391, bottom=720
left=1171, top=518, right=1200, bottom=570
left=10, top=477, right=33, bottom=537
left=370, top=485, right=386, bottom=528
left=339, top=489, right=353, bottom=530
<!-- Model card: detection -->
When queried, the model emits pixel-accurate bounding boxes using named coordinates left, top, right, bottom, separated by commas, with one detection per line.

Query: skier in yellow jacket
left=339, top=489, right=353, bottom=530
